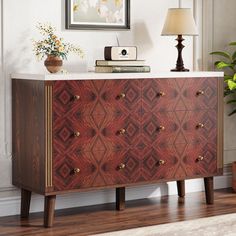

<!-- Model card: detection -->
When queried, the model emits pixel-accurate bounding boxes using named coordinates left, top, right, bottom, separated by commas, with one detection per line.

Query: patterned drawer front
left=142, top=77, right=217, bottom=112
left=53, top=149, right=143, bottom=191
left=53, top=79, right=142, bottom=116
left=53, top=112, right=142, bottom=154
left=142, top=109, right=217, bottom=146
left=141, top=142, right=217, bottom=181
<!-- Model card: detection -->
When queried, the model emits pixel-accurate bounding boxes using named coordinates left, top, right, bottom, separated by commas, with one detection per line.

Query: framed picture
left=66, top=0, right=130, bottom=30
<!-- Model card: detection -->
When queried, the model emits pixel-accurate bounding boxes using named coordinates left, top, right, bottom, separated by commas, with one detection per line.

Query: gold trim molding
left=45, top=85, right=53, bottom=188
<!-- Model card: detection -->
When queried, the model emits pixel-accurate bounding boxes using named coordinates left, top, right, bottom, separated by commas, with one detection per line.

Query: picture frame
left=66, top=0, right=130, bottom=30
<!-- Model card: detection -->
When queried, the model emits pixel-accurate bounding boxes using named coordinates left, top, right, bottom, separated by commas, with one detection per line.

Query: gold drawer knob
left=74, top=131, right=81, bottom=137
left=159, top=160, right=165, bottom=165
left=196, top=90, right=205, bottom=96
left=157, top=91, right=166, bottom=97
left=118, top=128, right=126, bottom=135
left=157, top=126, right=165, bottom=131
left=73, top=168, right=80, bottom=174
left=118, top=93, right=126, bottom=99
left=73, top=95, right=80, bottom=100
left=196, top=123, right=205, bottom=129
left=197, top=156, right=204, bottom=162
left=118, top=163, right=126, bottom=170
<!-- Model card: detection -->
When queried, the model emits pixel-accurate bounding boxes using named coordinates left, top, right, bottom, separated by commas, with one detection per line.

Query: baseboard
left=0, top=164, right=232, bottom=217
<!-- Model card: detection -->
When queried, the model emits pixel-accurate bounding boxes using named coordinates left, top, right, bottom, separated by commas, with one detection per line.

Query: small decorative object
left=66, top=0, right=130, bottom=30
left=161, top=8, right=198, bottom=72
left=211, top=42, right=236, bottom=116
left=32, top=23, right=84, bottom=73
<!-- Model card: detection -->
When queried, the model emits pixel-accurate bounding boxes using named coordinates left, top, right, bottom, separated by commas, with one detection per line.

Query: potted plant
left=32, top=23, right=84, bottom=73
left=211, top=43, right=236, bottom=192
left=211, top=43, right=236, bottom=116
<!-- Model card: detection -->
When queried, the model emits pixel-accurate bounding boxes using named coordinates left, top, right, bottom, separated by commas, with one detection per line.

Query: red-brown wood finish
left=12, top=76, right=224, bottom=227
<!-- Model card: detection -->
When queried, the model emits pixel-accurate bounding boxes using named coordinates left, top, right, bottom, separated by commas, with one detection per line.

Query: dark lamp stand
left=171, top=35, right=189, bottom=72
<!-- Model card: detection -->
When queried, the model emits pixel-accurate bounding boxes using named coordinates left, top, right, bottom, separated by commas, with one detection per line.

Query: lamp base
left=171, top=68, right=189, bottom=72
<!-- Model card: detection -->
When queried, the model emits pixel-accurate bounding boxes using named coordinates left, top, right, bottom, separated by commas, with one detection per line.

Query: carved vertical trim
left=217, top=78, right=224, bottom=170
left=45, top=85, right=53, bottom=188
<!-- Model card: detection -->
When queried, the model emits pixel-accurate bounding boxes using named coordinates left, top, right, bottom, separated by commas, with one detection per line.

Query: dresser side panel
left=12, top=79, right=46, bottom=194
left=217, top=77, right=224, bottom=173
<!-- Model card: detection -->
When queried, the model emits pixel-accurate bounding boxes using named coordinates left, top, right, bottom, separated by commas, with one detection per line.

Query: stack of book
left=95, top=60, right=151, bottom=73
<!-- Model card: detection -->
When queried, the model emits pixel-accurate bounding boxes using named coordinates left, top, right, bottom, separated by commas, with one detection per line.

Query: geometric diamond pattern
left=52, top=78, right=220, bottom=191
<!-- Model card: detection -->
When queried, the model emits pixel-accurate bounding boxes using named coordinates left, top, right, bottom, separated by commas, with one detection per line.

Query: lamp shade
left=161, top=8, right=198, bottom=36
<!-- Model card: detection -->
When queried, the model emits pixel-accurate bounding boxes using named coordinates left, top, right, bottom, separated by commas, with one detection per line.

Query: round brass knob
left=196, top=90, right=205, bottom=96
left=197, top=156, right=204, bottom=162
left=73, top=168, right=80, bottom=174
left=157, top=92, right=166, bottom=97
left=118, top=163, right=126, bottom=170
left=73, top=95, right=80, bottom=100
left=74, top=131, right=81, bottom=137
left=157, top=126, right=165, bottom=131
left=118, top=93, right=126, bottom=99
left=196, top=123, right=205, bottom=129
left=159, top=160, right=165, bottom=165
left=119, top=128, right=126, bottom=135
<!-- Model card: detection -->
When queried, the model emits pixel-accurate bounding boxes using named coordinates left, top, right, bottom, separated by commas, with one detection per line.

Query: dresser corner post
left=20, top=189, right=32, bottom=219
left=204, top=177, right=214, bottom=204
left=116, top=187, right=125, bottom=211
left=44, top=195, right=56, bottom=228
left=177, top=180, right=185, bottom=198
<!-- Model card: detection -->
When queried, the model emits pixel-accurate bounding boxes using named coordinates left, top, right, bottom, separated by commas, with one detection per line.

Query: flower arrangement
left=32, top=23, right=84, bottom=60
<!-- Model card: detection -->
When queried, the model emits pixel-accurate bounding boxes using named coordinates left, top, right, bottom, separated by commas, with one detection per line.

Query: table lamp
left=161, top=8, right=198, bottom=72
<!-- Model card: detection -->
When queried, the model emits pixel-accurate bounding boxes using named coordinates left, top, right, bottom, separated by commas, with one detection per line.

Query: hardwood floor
left=0, top=188, right=236, bottom=236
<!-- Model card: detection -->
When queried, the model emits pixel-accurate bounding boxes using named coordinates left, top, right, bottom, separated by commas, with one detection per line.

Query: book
left=95, top=66, right=151, bottom=73
left=96, top=60, right=146, bottom=67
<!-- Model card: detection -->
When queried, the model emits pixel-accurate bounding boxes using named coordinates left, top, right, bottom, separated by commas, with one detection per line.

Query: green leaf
left=232, top=51, right=236, bottom=60
left=215, top=61, right=233, bottom=69
left=227, top=99, right=236, bottom=104
left=233, top=73, right=236, bottom=81
left=210, top=51, right=231, bottom=60
left=228, top=80, right=236, bottom=90
left=229, top=42, right=236, bottom=46
left=228, top=109, right=236, bottom=116
left=224, top=75, right=233, bottom=81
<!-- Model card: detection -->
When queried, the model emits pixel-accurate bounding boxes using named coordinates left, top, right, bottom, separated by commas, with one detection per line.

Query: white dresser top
left=11, top=71, right=224, bottom=81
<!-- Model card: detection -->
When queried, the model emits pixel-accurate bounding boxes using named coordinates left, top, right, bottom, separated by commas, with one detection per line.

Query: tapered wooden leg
left=20, top=189, right=32, bottom=219
left=204, top=177, right=214, bottom=205
left=116, top=187, right=125, bottom=211
left=44, top=195, right=56, bottom=228
left=177, top=180, right=185, bottom=198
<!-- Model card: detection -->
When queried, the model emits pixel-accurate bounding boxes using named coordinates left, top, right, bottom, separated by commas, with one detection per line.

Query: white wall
left=202, top=0, right=236, bottom=164
left=0, top=0, right=232, bottom=217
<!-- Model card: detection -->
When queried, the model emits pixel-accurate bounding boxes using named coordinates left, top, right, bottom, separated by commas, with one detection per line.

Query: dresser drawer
left=142, top=142, right=217, bottom=181
left=142, top=109, right=217, bottom=145
left=53, top=149, right=143, bottom=191
left=142, top=77, right=217, bottom=112
left=53, top=112, right=142, bottom=154
left=53, top=79, right=142, bottom=116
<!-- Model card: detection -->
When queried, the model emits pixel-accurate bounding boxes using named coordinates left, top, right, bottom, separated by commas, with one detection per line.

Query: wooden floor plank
left=0, top=189, right=236, bottom=236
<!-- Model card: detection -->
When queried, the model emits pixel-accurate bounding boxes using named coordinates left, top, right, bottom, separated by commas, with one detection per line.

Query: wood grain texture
left=204, top=176, right=214, bottom=204
left=0, top=189, right=234, bottom=236
left=20, top=189, right=32, bottom=219
left=116, top=187, right=125, bottom=211
left=12, top=79, right=46, bottom=194
left=177, top=180, right=185, bottom=197
left=44, top=195, right=56, bottom=228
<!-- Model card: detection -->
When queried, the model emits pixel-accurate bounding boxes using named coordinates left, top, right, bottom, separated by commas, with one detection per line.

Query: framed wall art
left=66, top=0, right=130, bottom=30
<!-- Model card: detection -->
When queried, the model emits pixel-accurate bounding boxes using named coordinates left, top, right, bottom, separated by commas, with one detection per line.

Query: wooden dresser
left=12, top=72, right=224, bottom=227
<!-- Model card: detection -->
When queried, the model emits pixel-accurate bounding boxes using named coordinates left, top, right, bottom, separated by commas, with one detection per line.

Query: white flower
left=80, top=0, right=89, bottom=13
left=89, top=0, right=98, bottom=8
left=97, top=4, right=109, bottom=18
left=113, top=9, right=123, bottom=23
